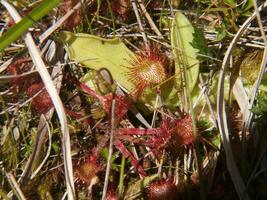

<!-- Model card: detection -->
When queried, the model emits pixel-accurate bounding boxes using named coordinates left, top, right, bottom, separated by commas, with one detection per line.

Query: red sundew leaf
left=147, top=0, right=163, bottom=10
left=65, top=108, right=92, bottom=127
left=127, top=51, right=166, bottom=92
left=115, top=114, right=201, bottom=156
left=79, top=82, right=105, bottom=102
left=102, top=94, right=130, bottom=120
left=145, top=179, right=179, bottom=200
left=6, top=57, right=35, bottom=94
left=172, top=115, right=197, bottom=147
left=116, top=126, right=169, bottom=155
left=26, top=82, right=53, bottom=114
left=74, top=148, right=103, bottom=186
left=79, top=82, right=130, bottom=122
left=106, top=191, right=119, bottom=200
left=118, top=127, right=162, bottom=136
left=114, top=139, right=146, bottom=177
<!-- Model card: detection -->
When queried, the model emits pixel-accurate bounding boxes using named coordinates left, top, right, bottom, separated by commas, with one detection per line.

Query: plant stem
left=118, top=155, right=126, bottom=199
left=184, top=46, right=206, bottom=200
left=101, top=97, right=116, bottom=200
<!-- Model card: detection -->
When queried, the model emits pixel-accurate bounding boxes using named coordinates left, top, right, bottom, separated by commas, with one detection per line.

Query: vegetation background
left=0, top=0, right=267, bottom=199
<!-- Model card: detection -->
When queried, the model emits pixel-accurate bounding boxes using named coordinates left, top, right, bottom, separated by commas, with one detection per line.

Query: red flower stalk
left=114, top=139, right=147, bottom=177
left=126, top=50, right=166, bottom=94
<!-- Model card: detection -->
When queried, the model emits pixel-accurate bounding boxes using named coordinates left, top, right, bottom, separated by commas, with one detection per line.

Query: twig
left=19, top=65, right=63, bottom=185
left=39, top=0, right=94, bottom=43
left=151, top=92, right=160, bottom=127
left=5, top=172, right=27, bottom=200
left=131, top=0, right=149, bottom=49
left=157, top=149, right=165, bottom=177
left=101, top=70, right=117, bottom=199
left=30, top=119, right=52, bottom=179
left=198, top=74, right=218, bottom=128
left=136, top=0, right=163, bottom=38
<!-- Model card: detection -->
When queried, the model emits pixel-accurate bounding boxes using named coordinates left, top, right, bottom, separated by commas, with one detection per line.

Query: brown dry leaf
left=58, top=0, right=82, bottom=30
left=111, top=0, right=130, bottom=20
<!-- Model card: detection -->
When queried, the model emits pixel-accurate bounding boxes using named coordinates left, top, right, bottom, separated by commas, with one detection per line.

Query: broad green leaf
left=61, top=31, right=135, bottom=92
left=0, top=0, right=61, bottom=52
left=124, top=174, right=159, bottom=200
left=171, top=11, right=199, bottom=92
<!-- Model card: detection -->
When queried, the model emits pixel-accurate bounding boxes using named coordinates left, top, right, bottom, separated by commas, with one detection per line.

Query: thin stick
left=131, top=0, right=149, bottom=49
left=136, top=0, right=163, bottom=38
left=199, top=74, right=218, bottom=128
left=30, top=119, right=52, bottom=179
left=5, top=172, right=27, bottom=200
left=151, top=92, right=160, bottom=127
left=118, top=155, right=126, bottom=199
left=39, top=0, right=94, bottom=43
left=101, top=96, right=116, bottom=200
left=157, top=149, right=165, bottom=177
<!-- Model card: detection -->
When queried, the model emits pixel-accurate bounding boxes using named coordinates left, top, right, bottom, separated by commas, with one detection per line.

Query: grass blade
left=0, top=0, right=61, bottom=52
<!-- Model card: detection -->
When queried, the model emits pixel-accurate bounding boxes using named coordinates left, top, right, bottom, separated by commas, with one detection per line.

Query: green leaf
left=242, top=0, right=253, bottom=11
left=100, top=148, right=121, bottom=171
left=0, top=0, right=61, bottom=52
left=0, top=190, right=8, bottom=200
left=171, top=11, right=199, bottom=92
left=191, top=28, right=213, bottom=58
left=61, top=31, right=135, bottom=92
left=216, top=27, right=227, bottom=41
left=224, top=0, right=236, bottom=7
left=260, top=74, right=267, bottom=92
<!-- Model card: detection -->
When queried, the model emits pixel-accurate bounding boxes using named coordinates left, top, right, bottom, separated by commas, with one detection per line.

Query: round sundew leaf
left=124, top=174, right=159, bottom=200
left=171, top=11, right=199, bottom=92
left=61, top=31, right=135, bottom=92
